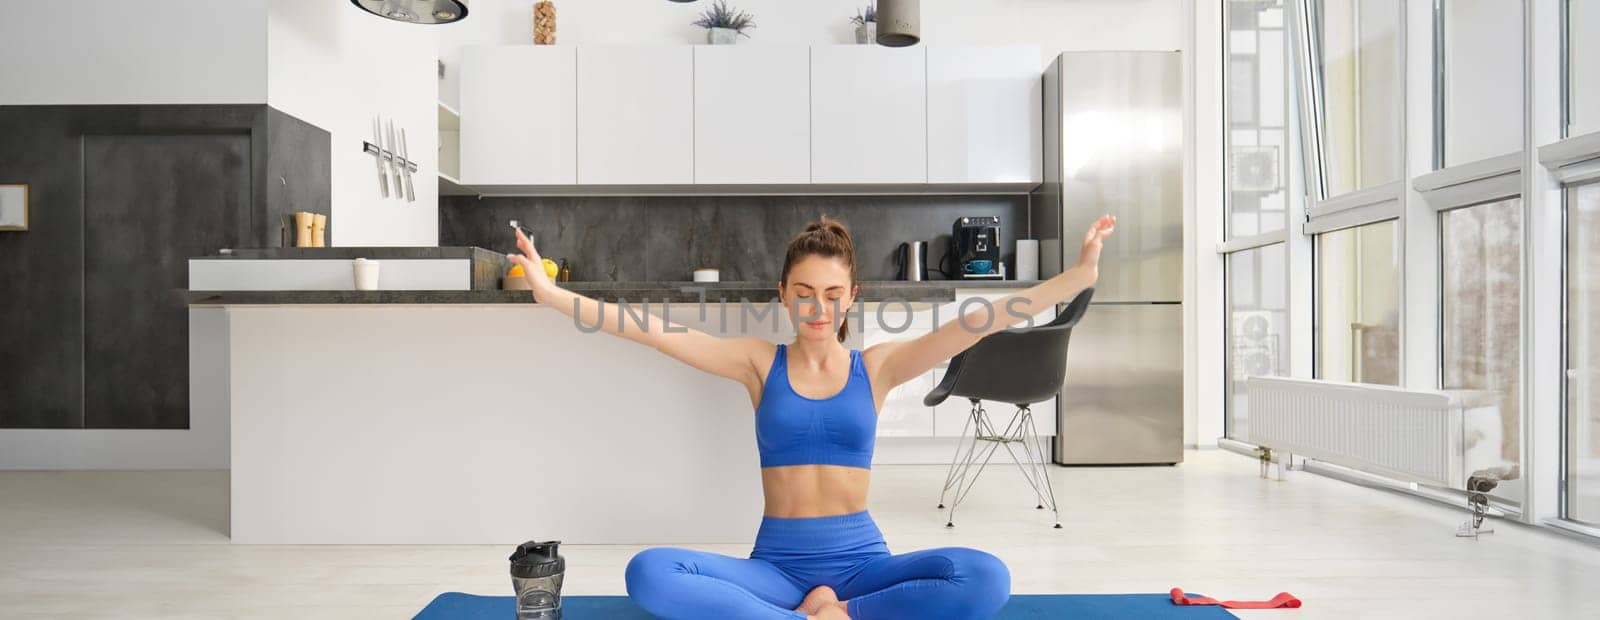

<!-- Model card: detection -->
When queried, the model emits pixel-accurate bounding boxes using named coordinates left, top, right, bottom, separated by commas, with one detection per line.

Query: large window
left=1440, top=0, right=1524, bottom=166
left=1223, top=0, right=1295, bottom=442
left=1571, top=0, right=1600, bottom=137
left=1442, top=197, right=1524, bottom=505
left=1315, top=220, right=1400, bottom=385
left=1227, top=0, right=1290, bottom=237
left=1569, top=182, right=1600, bottom=525
left=1317, top=0, right=1404, bottom=197
left=1226, top=244, right=1290, bottom=440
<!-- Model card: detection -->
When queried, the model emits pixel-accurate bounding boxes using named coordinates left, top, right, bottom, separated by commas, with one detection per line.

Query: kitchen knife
left=400, top=128, right=415, bottom=202
left=372, top=116, right=389, bottom=198
left=387, top=120, right=403, bottom=193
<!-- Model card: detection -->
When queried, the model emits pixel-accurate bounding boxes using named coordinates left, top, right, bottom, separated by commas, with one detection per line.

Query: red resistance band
left=1170, top=588, right=1302, bottom=610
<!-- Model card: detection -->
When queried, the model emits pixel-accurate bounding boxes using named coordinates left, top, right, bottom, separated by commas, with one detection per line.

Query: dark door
left=83, top=134, right=249, bottom=428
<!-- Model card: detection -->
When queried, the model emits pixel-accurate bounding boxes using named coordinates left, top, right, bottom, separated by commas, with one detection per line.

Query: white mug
left=692, top=268, right=720, bottom=283
left=353, top=258, right=381, bottom=290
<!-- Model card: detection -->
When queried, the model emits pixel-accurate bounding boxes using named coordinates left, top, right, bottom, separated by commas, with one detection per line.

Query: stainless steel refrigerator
left=1030, top=51, right=1185, bottom=465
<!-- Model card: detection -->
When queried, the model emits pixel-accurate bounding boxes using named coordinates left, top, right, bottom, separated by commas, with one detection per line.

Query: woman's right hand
left=1073, top=214, right=1116, bottom=285
left=507, top=228, right=554, bottom=292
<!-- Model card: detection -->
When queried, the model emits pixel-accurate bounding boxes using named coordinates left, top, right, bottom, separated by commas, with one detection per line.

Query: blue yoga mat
left=414, top=592, right=1238, bottom=619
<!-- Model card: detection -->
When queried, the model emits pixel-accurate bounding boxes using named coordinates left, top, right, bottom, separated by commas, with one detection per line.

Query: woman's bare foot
left=796, top=585, right=839, bottom=615
left=807, top=603, right=850, bottom=620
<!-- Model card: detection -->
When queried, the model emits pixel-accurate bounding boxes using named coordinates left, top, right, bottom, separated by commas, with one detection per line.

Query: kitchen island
left=194, top=279, right=1050, bottom=544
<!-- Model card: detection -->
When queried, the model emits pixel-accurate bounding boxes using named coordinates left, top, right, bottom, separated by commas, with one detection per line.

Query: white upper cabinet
left=810, top=45, right=927, bottom=184
left=577, top=47, right=694, bottom=184
left=694, top=46, right=810, bottom=184
left=458, top=45, right=1038, bottom=190
left=927, top=46, right=1043, bottom=184
left=459, top=46, right=576, bottom=185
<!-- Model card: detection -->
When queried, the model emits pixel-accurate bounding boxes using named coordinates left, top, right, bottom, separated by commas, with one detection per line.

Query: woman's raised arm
left=866, top=215, right=1116, bottom=389
left=506, top=228, right=769, bottom=387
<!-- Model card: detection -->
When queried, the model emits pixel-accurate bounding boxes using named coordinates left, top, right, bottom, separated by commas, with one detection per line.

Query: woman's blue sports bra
left=755, top=344, right=877, bottom=469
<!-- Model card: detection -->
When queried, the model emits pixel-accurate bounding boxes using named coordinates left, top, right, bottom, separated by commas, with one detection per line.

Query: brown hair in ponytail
left=781, top=215, right=859, bottom=343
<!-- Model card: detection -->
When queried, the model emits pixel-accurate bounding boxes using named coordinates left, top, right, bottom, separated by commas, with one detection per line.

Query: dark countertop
left=197, top=246, right=506, bottom=261
left=186, top=279, right=1043, bottom=306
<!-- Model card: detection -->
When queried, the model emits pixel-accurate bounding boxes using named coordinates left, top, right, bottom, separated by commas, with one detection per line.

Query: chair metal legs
left=937, top=399, right=1061, bottom=529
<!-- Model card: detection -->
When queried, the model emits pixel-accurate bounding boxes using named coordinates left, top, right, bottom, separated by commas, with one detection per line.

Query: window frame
left=1252, top=0, right=1592, bottom=536
left=1222, top=0, right=1300, bottom=441
left=1544, top=1, right=1600, bottom=530
left=1432, top=0, right=1528, bottom=171
left=1310, top=217, right=1402, bottom=384
left=1303, top=0, right=1408, bottom=205
left=1435, top=195, right=1526, bottom=485
left=1558, top=178, right=1600, bottom=529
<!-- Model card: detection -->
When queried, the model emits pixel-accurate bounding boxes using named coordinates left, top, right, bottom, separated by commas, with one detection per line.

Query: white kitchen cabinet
left=878, top=370, right=935, bottom=437
left=810, top=46, right=927, bottom=184
left=459, top=46, right=576, bottom=185
left=862, top=305, right=933, bottom=437
left=927, top=46, right=1043, bottom=184
left=694, top=46, right=810, bottom=184
left=577, top=47, right=693, bottom=184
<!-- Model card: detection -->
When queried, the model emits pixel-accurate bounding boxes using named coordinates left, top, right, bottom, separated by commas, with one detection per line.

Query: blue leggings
left=625, top=511, right=1010, bottom=620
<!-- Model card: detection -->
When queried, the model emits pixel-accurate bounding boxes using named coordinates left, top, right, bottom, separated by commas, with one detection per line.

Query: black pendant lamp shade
left=351, top=0, right=469, bottom=24
left=876, top=0, right=920, bottom=47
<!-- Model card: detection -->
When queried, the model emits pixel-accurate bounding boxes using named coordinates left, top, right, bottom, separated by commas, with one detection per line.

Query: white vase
left=854, top=23, right=876, bottom=44
left=707, top=27, right=739, bottom=45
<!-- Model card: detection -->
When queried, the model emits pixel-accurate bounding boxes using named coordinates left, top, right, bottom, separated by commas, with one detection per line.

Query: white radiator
left=1246, top=377, right=1507, bottom=491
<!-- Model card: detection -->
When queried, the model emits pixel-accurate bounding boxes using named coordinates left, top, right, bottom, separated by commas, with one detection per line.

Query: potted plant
left=693, top=0, right=755, bottom=45
left=851, top=4, right=876, bottom=45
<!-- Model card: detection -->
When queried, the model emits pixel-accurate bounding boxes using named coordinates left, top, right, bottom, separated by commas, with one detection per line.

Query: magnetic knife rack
left=364, top=116, right=418, bottom=202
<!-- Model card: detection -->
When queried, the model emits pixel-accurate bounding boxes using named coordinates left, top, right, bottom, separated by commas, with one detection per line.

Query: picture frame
left=0, top=184, right=28, bottom=231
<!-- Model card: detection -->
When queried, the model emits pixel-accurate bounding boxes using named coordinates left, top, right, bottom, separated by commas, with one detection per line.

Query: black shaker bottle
left=510, top=540, right=565, bottom=619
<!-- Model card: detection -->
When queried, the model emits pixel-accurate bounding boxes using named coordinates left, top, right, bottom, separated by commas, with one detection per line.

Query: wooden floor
left=1, top=450, right=1596, bottom=619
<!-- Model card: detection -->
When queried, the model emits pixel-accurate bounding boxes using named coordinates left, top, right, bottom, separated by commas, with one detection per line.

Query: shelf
left=438, top=100, right=462, bottom=181
left=437, top=101, right=460, bottom=131
left=439, top=172, right=474, bottom=196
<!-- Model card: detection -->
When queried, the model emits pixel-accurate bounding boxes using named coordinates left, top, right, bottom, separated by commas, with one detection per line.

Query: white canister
left=692, top=268, right=720, bottom=283
left=1015, top=240, right=1040, bottom=281
left=353, top=258, right=381, bottom=291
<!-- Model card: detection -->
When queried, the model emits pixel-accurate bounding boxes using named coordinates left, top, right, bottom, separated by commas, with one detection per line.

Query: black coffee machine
left=948, top=216, right=1003, bottom=279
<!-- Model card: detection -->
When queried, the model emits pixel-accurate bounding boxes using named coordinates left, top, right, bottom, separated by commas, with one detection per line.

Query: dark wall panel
left=439, top=195, right=1032, bottom=282
left=83, top=134, right=250, bottom=429
left=0, top=108, right=86, bottom=428
left=0, top=105, right=329, bottom=429
left=265, top=107, right=332, bottom=247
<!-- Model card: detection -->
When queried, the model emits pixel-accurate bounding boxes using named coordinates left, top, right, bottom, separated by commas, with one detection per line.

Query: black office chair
left=923, top=287, right=1095, bottom=529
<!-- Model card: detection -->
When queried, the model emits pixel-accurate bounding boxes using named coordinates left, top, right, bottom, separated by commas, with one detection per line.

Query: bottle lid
left=510, top=540, right=565, bottom=579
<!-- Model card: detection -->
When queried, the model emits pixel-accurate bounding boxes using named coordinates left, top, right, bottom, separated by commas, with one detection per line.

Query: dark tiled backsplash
left=439, top=195, right=1032, bottom=282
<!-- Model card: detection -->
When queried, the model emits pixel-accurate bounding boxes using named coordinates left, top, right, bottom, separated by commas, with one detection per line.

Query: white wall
left=0, top=0, right=439, bottom=245
left=436, top=0, right=1186, bottom=108
left=1188, top=0, right=1223, bottom=448
left=268, top=0, right=441, bottom=247
left=0, top=0, right=268, bottom=104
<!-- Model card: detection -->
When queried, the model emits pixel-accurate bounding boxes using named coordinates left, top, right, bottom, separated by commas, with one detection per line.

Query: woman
left=507, top=214, right=1116, bottom=620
